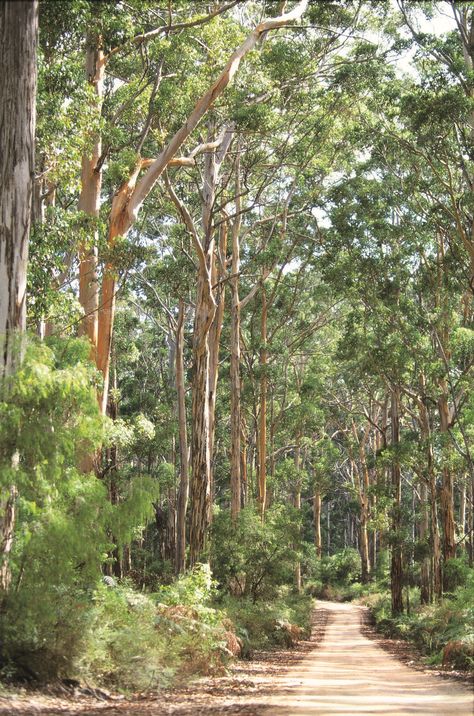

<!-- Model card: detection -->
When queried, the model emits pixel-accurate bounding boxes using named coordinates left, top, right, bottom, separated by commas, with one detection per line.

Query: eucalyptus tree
left=84, top=0, right=309, bottom=416
left=0, top=0, right=38, bottom=591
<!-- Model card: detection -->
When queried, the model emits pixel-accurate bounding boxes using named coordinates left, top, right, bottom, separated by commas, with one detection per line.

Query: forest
left=0, top=0, right=473, bottom=711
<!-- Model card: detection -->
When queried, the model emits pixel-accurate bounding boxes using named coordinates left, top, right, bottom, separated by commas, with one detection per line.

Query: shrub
left=310, top=548, right=361, bottom=587
left=210, top=506, right=300, bottom=601
left=362, top=570, right=474, bottom=672
left=222, top=590, right=312, bottom=652
left=78, top=571, right=237, bottom=691
left=443, top=557, right=471, bottom=592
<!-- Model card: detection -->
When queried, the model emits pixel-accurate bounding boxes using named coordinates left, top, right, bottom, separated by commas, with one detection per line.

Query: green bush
left=222, top=590, right=312, bottom=652
left=210, top=506, right=300, bottom=601
left=77, top=568, right=236, bottom=691
left=362, top=570, right=474, bottom=671
left=77, top=583, right=170, bottom=690
left=443, top=557, right=471, bottom=592
left=310, top=548, right=361, bottom=587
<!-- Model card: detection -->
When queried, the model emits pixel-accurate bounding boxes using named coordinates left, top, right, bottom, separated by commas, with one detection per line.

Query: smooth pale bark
left=370, top=431, right=378, bottom=572
left=230, top=259, right=242, bottom=520
left=230, top=154, right=242, bottom=521
left=390, top=387, right=404, bottom=615
left=175, top=300, right=189, bottom=574
left=33, top=178, right=57, bottom=338
left=294, top=437, right=302, bottom=592
left=241, top=417, right=248, bottom=506
left=0, top=1, right=37, bottom=593
left=258, top=283, right=268, bottom=520
left=460, top=482, right=467, bottom=555
left=208, top=220, right=227, bottom=487
left=351, top=421, right=371, bottom=583
left=470, top=477, right=474, bottom=566
left=314, top=491, right=322, bottom=558
left=95, top=1, right=308, bottom=412
left=78, top=34, right=104, bottom=354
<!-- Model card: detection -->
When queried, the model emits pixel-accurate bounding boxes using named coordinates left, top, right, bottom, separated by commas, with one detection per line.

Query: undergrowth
left=360, top=565, right=474, bottom=671
left=222, top=587, right=313, bottom=654
left=0, top=564, right=312, bottom=691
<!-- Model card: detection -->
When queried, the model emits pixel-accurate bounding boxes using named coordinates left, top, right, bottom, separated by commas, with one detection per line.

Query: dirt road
left=261, top=601, right=474, bottom=715
left=1, top=601, right=473, bottom=715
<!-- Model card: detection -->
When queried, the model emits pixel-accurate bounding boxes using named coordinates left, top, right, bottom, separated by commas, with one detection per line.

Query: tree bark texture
left=0, top=0, right=37, bottom=381
left=230, top=154, right=243, bottom=520
left=187, top=126, right=232, bottom=565
left=175, top=300, right=189, bottom=574
left=208, top=220, right=227, bottom=481
left=294, top=437, right=302, bottom=592
left=419, top=480, right=430, bottom=604
left=417, top=380, right=442, bottom=600
left=314, top=490, right=322, bottom=558
left=351, top=421, right=371, bottom=583
left=78, top=33, right=104, bottom=354
left=438, top=384, right=456, bottom=567
left=0, top=1, right=38, bottom=593
left=390, top=387, right=404, bottom=615
left=258, top=284, right=268, bottom=520
left=189, top=270, right=215, bottom=565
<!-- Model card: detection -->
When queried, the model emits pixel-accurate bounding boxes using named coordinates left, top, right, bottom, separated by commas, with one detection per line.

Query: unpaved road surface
left=261, top=601, right=474, bottom=715
left=1, top=601, right=472, bottom=715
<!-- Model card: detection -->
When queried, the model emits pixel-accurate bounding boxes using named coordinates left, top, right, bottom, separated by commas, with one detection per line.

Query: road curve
left=262, top=601, right=473, bottom=716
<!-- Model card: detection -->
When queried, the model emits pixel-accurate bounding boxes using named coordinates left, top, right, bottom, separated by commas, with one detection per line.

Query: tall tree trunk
left=459, top=482, right=466, bottom=554
left=359, top=436, right=371, bottom=583
left=175, top=300, right=189, bottom=574
left=189, top=269, right=216, bottom=565
left=230, top=154, right=242, bottom=521
left=390, top=387, right=404, bottom=615
left=438, top=384, right=456, bottom=568
left=92, top=0, right=308, bottom=416
left=78, top=33, right=104, bottom=354
left=419, top=480, right=430, bottom=604
left=208, top=220, right=227, bottom=498
left=241, top=417, right=248, bottom=506
left=0, top=0, right=38, bottom=593
left=350, top=422, right=371, bottom=583
left=469, top=476, right=474, bottom=567
left=294, top=437, right=302, bottom=592
left=258, top=283, right=268, bottom=520
left=0, top=0, right=37, bottom=379
left=230, top=239, right=242, bottom=520
left=417, top=375, right=442, bottom=599
left=187, top=125, right=232, bottom=564
left=314, top=490, right=322, bottom=558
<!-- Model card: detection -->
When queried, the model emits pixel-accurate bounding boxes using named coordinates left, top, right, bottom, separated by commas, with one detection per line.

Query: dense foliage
left=0, top=0, right=473, bottom=690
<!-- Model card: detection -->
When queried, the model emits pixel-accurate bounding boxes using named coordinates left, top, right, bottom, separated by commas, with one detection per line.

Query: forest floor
left=1, top=601, right=472, bottom=716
